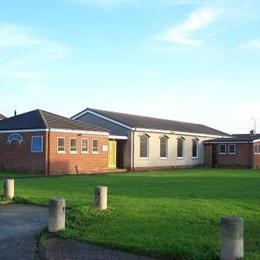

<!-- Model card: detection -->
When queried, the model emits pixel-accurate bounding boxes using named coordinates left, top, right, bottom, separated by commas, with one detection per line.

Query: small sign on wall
left=102, top=145, right=108, bottom=152
left=7, top=133, right=23, bottom=145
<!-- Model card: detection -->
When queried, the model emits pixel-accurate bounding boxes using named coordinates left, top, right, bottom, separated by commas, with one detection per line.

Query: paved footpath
left=0, top=203, right=48, bottom=260
left=0, top=204, right=157, bottom=260
left=39, top=238, right=157, bottom=260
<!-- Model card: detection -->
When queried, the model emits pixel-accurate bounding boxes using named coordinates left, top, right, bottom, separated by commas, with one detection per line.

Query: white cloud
left=154, top=6, right=223, bottom=47
left=242, top=39, right=260, bottom=52
left=0, top=24, right=42, bottom=47
left=0, top=24, right=70, bottom=59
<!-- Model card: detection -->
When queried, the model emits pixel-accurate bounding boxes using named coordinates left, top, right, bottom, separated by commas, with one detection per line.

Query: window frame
left=57, top=137, right=65, bottom=154
left=177, top=137, right=185, bottom=159
left=254, top=144, right=260, bottom=155
left=160, top=135, right=168, bottom=159
left=70, top=138, right=78, bottom=154
left=219, top=144, right=227, bottom=155
left=81, top=138, right=88, bottom=154
left=192, top=138, right=199, bottom=159
left=228, top=144, right=236, bottom=155
left=31, top=136, right=43, bottom=153
left=92, top=139, right=99, bottom=154
left=139, top=134, right=149, bottom=159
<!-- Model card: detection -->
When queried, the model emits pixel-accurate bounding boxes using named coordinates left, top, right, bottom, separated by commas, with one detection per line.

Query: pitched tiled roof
left=0, top=109, right=107, bottom=132
left=0, top=114, right=6, bottom=120
left=74, top=108, right=229, bottom=136
left=204, top=134, right=260, bottom=143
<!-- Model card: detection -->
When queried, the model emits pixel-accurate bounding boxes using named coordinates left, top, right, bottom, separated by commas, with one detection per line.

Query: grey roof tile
left=74, top=108, right=229, bottom=136
left=204, top=134, right=260, bottom=143
left=0, top=109, right=107, bottom=132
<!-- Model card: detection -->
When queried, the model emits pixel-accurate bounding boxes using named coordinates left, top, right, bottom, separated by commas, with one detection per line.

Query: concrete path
left=0, top=203, right=157, bottom=260
left=39, top=238, right=158, bottom=260
left=0, top=204, right=48, bottom=260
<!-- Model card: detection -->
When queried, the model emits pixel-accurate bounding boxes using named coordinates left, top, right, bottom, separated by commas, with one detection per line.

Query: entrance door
left=212, top=144, right=218, bottom=167
left=108, top=141, right=117, bottom=168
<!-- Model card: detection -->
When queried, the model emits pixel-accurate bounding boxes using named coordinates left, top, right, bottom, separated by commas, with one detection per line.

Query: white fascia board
left=0, top=128, right=108, bottom=136
left=72, top=109, right=133, bottom=130
left=50, top=128, right=109, bottom=136
left=204, top=141, right=251, bottom=144
left=0, top=129, right=48, bottom=133
left=135, top=128, right=173, bottom=134
left=135, top=128, right=228, bottom=138
left=109, top=135, right=128, bottom=140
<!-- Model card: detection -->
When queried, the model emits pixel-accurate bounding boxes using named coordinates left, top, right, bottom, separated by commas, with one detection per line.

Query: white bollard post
left=4, top=179, right=14, bottom=200
left=94, top=186, right=108, bottom=210
left=48, top=198, right=66, bottom=233
left=220, top=216, right=244, bottom=260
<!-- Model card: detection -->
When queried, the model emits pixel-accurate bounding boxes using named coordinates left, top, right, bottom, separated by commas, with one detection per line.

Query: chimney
left=250, top=129, right=256, bottom=136
left=14, top=110, right=17, bottom=116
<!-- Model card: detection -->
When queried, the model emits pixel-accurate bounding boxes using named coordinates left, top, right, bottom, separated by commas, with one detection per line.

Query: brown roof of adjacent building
left=204, top=134, right=260, bottom=143
left=73, top=108, right=229, bottom=136
left=0, top=109, right=107, bottom=132
left=0, top=114, right=6, bottom=120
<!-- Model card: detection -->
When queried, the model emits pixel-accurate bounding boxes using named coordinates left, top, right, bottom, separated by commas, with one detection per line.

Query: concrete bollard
left=94, top=186, right=108, bottom=210
left=48, top=198, right=66, bottom=233
left=220, top=216, right=244, bottom=260
left=4, top=179, right=14, bottom=200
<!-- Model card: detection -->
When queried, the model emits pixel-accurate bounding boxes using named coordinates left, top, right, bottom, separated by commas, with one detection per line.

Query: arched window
left=140, top=134, right=149, bottom=158
left=177, top=137, right=185, bottom=158
left=192, top=138, right=199, bottom=158
left=160, top=135, right=169, bottom=158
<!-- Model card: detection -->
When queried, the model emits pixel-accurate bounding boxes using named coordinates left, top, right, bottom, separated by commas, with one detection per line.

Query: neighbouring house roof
left=0, top=114, right=6, bottom=120
left=0, top=109, right=107, bottom=132
left=204, top=134, right=260, bottom=143
left=73, top=108, right=229, bottom=137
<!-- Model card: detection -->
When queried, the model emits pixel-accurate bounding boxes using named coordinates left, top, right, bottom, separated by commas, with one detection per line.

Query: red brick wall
left=216, top=143, right=251, bottom=168
left=0, top=132, right=46, bottom=174
left=48, top=132, right=109, bottom=175
left=252, top=141, right=260, bottom=169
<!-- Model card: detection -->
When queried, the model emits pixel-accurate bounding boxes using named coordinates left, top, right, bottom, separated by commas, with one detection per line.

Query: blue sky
left=1, top=0, right=260, bottom=133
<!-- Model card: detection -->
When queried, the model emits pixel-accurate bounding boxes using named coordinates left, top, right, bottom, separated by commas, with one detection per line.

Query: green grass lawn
left=1, top=169, right=260, bottom=259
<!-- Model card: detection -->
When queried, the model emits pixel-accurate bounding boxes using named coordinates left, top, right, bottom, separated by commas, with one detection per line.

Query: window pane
left=82, top=139, right=88, bottom=152
left=219, top=144, right=226, bottom=154
left=31, top=136, right=43, bottom=153
left=229, top=144, right=235, bottom=154
left=58, top=138, right=65, bottom=152
left=140, top=135, right=148, bottom=158
left=177, top=138, right=183, bottom=158
left=192, top=140, right=198, bottom=158
left=70, top=139, right=77, bottom=152
left=160, top=137, right=167, bottom=158
left=93, top=140, right=98, bottom=152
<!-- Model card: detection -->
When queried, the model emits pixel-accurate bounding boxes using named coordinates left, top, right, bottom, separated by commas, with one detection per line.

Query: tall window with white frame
left=140, top=134, right=149, bottom=158
left=92, top=139, right=99, bottom=153
left=192, top=138, right=199, bottom=158
left=160, top=136, right=168, bottom=158
left=219, top=144, right=227, bottom=155
left=254, top=144, right=260, bottom=155
left=81, top=138, right=88, bottom=153
left=228, top=144, right=236, bottom=155
left=177, top=137, right=184, bottom=158
left=57, top=137, right=65, bottom=153
left=70, top=138, right=77, bottom=153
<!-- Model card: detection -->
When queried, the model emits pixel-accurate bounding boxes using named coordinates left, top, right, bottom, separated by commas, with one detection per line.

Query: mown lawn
left=1, top=169, right=260, bottom=259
